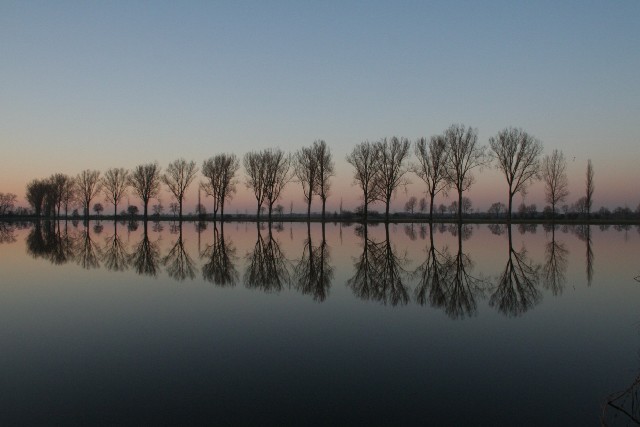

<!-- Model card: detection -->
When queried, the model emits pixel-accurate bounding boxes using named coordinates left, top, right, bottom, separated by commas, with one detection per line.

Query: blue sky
left=1, top=1, right=639, bottom=212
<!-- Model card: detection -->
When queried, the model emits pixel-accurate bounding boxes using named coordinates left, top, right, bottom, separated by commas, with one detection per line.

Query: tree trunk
left=385, top=196, right=390, bottom=222
left=144, top=201, right=148, bottom=221
left=307, top=198, right=312, bottom=220
left=458, top=191, right=462, bottom=221
left=429, top=194, right=435, bottom=222
left=179, top=199, right=183, bottom=221
left=507, top=191, right=513, bottom=222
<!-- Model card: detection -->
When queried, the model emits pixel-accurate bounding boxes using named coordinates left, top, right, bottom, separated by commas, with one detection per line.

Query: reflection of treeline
left=19, top=220, right=602, bottom=315
left=9, top=125, right=640, bottom=223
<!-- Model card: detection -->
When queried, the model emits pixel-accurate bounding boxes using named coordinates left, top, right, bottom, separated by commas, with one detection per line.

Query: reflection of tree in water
left=26, top=221, right=75, bottom=265
left=293, top=222, right=333, bottom=302
left=416, top=223, right=484, bottom=319
left=101, top=221, right=129, bottom=272
left=0, top=222, right=17, bottom=244
left=413, top=223, right=453, bottom=309
left=73, top=225, right=102, bottom=270
left=542, top=225, right=568, bottom=296
left=404, top=224, right=417, bottom=241
left=574, top=224, right=594, bottom=286
left=602, top=374, right=640, bottom=426
left=447, top=223, right=474, bottom=240
left=129, top=222, right=161, bottom=277
left=488, top=223, right=506, bottom=236
left=201, top=222, right=238, bottom=287
left=162, top=223, right=197, bottom=281
left=489, top=225, right=541, bottom=317
left=348, top=223, right=409, bottom=306
left=244, top=224, right=290, bottom=293
left=517, top=223, right=538, bottom=235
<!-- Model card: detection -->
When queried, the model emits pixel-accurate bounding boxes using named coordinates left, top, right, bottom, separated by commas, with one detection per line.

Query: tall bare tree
left=102, top=168, right=129, bottom=217
left=346, top=141, right=381, bottom=221
left=76, top=169, right=102, bottom=218
left=313, top=140, right=334, bottom=220
left=244, top=150, right=269, bottom=219
left=585, top=159, right=594, bottom=218
left=201, top=153, right=240, bottom=221
left=129, top=162, right=162, bottom=220
left=414, top=135, right=449, bottom=221
left=48, top=173, right=73, bottom=218
left=541, top=149, right=569, bottom=218
left=294, top=145, right=319, bottom=219
left=442, top=124, right=487, bottom=220
left=263, top=148, right=291, bottom=222
left=375, top=137, right=411, bottom=221
left=489, top=127, right=543, bottom=221
left=163, top=158, right=198, bottom=221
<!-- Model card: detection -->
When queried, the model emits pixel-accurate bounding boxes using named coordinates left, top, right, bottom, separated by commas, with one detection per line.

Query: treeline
left=0, top=124, right=636, bottom=222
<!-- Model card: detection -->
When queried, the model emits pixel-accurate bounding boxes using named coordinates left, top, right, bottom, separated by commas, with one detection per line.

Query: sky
left=1, top=0, right=639, bottom=214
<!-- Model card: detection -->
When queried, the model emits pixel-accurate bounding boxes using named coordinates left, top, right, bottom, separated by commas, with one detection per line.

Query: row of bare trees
left=16, top=127, right=593, bottom=221
left=348, top=124, right=592, bottom=222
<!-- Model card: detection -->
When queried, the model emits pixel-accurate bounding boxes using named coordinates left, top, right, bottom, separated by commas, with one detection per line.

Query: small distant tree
left=163, top=158, right=198, bottom=221
left=127, top=205, right=139, bottom=217
left=93, top=203, right=104, bottom=216
left=169, top=202, right=179, bottom=218
left=461, top=197, right=473, bottom=215
left=404, top=196, right=417, bottom=214
left=438, top=204, right=447, bottom=217
left=0, top=193, right=17, bottom=215
left=488, top=202, right=506, bottom=218
left=448, top=201, right=458, bottom=215
left=585, top=159, right=594, bottom=218
left=419, top=197, right=427, bottom=215
left=152, top=201, right=164, bottom=216
left=573, top=197, right=588, bottom=217
left=274, top=204, right=284, bottom=218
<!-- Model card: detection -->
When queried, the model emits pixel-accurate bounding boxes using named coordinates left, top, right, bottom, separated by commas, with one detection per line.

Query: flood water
left=1, top=220, right=639, bottom=425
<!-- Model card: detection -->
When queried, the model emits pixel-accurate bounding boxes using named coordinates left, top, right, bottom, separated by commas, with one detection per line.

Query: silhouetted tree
left=0, top=192, right=17, bottom=215
left=346, top=141, right=381, bottom=221
left=48, top=173, right=73, bottom=218
left=201, top=222, right=238, bottom=286
left=314, top=140, right=334, bottom=220
left=294, top=144, right=319, bottom=219
left=201, top=153, right=240, bottom=221
left=264, top=149, right=292, bottom=221
left=405, top=196, right=417, bottom=214
left=414, top=135, right=449, bottom=221
left=585, top=159, right=594, bottom=219
left=93, top=203, right=104, bottom=216
left=26, top=179, right=54, bottom=217
left=488, top=202, right=506, bottom=219
left=414, top=223, right=453, bottom=308
left=442, top=124, right=487, bottom=220
left=489, top=225, right=541, bottom=317
left=375, top=137, right=411, bottom=221
left=75, top=169, right=101, bottom=218
left=163, top=159, right=198, bottom=221
left=244, top=150, right=269, bottom=219
left=542, top=149, right=569, bottom=218
left=419, top=197, right=427, bottom=215
left=102, top=167, right=129, bottom=217
left=129, top=162, right=162, bottom=220
left=489, top=127, right=543, bottom=221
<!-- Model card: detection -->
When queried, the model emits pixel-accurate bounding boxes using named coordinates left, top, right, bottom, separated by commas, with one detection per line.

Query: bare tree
left=442, top=124, right=487, bottom=220
left=405, top=196, right=417, bottom=214
left=129, top=162, right=162, bottom=220
left=0, top=193, right=17, bottom=215
left=60, top=177, right=76, bottom=217
left=263, top=149, right=292, bottom=221
left=419, top=197, right=427, bottom=215
left=102, top=168, right=129, bottom=217
left=414, top=135, right=449, bottom=221
left=49, top=173, right=73, bottom=218
left=585, top=159, right=594, bottom=218
left=346, top=141, right=381, bottom=221
left=201, top=153, right=240, bottom=221
left=541, top=149, right=569, bottom=218
left=93, top=203, right=104, bottom=216
left=163, top=159, right=198, bottom=221
left=294, top=144, right=319, bottom=219
left=489, top=127, right=543, bottom=221
left=314, top=140, right=334, bottom=220
left=375, top=137, right=411, bottom=221
left=76, top=170, right=101, bottom=218
left=244, top=150, right=269, bottom=219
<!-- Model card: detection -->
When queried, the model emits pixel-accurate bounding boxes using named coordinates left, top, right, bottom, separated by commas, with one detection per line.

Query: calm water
left=1, top=220, right=639, bottom=425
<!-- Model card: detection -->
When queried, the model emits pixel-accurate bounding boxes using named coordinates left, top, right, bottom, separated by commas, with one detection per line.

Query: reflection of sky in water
left=1, top=221, right=639, bottom=425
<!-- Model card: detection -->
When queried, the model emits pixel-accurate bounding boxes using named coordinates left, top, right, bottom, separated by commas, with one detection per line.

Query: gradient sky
left=2, top=1, right=639, bottom=213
